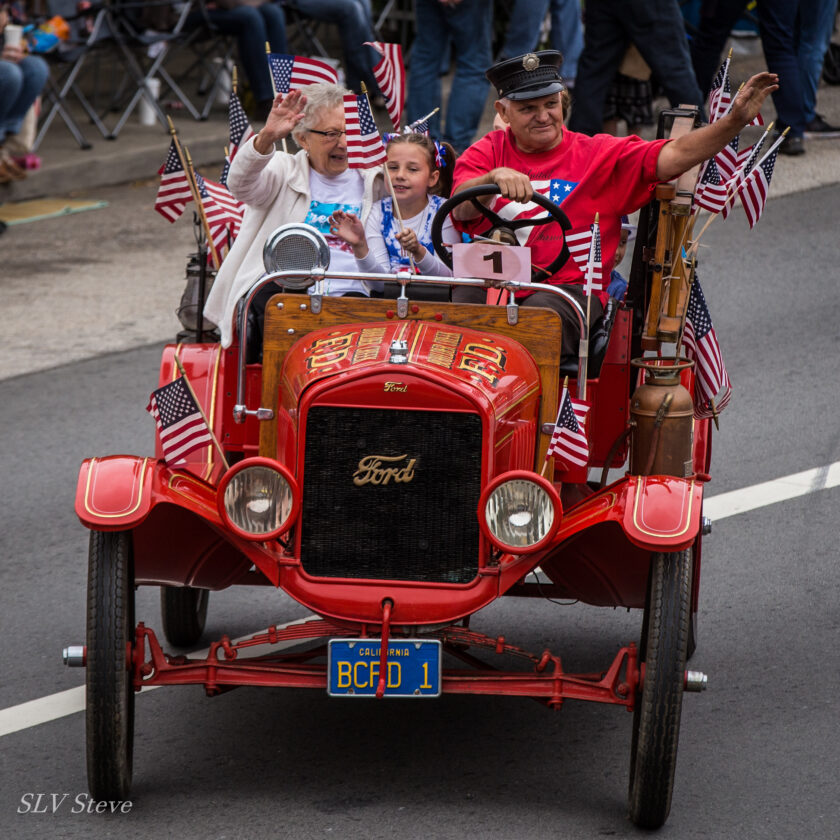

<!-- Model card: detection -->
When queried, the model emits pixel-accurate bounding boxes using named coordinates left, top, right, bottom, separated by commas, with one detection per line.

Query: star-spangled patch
left=548, top=178, right=578, bottom=204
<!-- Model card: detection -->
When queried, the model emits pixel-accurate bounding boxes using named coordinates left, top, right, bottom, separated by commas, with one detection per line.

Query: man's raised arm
left=655, top=72, right=779, bottom=181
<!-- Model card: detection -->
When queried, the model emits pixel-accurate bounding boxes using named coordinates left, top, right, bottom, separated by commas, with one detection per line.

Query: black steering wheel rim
left=430, top=184, right=572, bottom=281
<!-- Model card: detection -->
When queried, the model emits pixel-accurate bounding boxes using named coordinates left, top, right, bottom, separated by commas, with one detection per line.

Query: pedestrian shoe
left=778, top=134, right=805, bottom=156
left=803, top=114, right=840, bottom=138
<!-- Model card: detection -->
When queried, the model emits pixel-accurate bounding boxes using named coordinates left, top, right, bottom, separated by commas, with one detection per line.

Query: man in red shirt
left=451, top=50, right=777, bottom=357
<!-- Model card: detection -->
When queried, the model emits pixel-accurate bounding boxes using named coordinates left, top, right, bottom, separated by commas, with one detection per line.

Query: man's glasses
left=307, top=129, right=346, bottom=141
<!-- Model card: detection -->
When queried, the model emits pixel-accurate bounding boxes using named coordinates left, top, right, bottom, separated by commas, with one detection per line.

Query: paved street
left=2, top=26, right=840, bottom=840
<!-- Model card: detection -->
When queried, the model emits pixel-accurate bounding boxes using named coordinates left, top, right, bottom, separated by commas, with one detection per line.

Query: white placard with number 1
left=452, top=242, right=532, bottom=287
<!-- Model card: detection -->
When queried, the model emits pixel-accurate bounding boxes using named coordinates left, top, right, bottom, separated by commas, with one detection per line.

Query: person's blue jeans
left=796, top=0, right=838, bottom=122
left=407, top=0, right=493, bottom=153
left=569, top=0, right=704, bottom=136
left=498, top=0, right=583, bottom=81
left=549, top=0, right=584, bottom=80
left=756, top=0, right=806, bottom=136
left=0, top=55, right=49, bottom=137
left=498, top=0, right=549, bottom=59
left=284, top=0, right=379, bottom=94
left=189, top=4, right=287, bottom=103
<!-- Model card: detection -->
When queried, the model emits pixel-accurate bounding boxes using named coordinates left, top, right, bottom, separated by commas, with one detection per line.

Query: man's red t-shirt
left=452, top=127, right=670, bottom=305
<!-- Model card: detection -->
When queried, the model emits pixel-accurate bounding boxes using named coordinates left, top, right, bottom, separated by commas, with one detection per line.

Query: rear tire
left=86, top=530, right=135, bottom=801
left=160, top=585, right=209, bottom=647
left=628, top=549, right=692, bottom=829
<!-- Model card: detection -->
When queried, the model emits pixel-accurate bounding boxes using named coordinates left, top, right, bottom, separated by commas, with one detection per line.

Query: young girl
left=328, top=132, right=458, bottom=277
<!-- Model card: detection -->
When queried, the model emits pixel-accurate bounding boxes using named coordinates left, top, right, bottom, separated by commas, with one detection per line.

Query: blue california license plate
left=327, top=639, right=441, bottom=698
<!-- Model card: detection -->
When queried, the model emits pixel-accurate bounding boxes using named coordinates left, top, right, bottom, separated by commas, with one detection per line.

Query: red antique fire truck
left=69, top=110, right=713, bottom=829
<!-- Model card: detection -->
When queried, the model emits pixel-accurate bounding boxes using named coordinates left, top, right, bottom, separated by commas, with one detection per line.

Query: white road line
left=3, top=462, right=839, bottom=738
left=703, top=461, right=840, bottom=521
left=0, top=616, right=316, bottom=738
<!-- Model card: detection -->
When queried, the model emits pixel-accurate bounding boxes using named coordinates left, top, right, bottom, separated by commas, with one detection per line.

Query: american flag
left=267, top=53, right=338, bottom=94
left=707, top=56, right=731, bottom=123
left=344, top=93, right=386, bottom=168
left=146, top=376, right=212, bottom=466
left=408, top=117, right=430, bottom=135
left=195, top=172, right=243, bottom=255
left=714, top=133, right=748, bottom=183
left=545, top=388, right=590, bottom=468
left=736, top=144, right=778, bottom=229
left=583, top=217, right=602, bottom=295
left=365, top=41, right=404, bottom=130
left=721, top=131, right=767, bottom=218
left=693, top=156, right=730, bottom=214
left=682, top=280, right=731, bottom=419
left=566, top=218, right=603, bottom=291
left=220, top=89, right=254, bottom=188
left=155, top=139, right=193, bottom=222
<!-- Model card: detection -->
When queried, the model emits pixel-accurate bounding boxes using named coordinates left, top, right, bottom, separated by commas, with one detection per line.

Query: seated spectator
left=282, top=0, right=381, bottom=97
left=0, top=2, right=48, bottom=182
left=187, top=1, right=288, bottom=122
left=203, top=82, right=388, bottom=348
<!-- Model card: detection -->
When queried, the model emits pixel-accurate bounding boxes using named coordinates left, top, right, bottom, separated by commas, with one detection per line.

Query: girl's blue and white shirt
left=355, top=194, right=457, bottom=277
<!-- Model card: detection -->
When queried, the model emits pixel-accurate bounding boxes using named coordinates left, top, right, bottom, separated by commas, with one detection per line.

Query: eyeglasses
left=307, top=129, right=346, bottom=141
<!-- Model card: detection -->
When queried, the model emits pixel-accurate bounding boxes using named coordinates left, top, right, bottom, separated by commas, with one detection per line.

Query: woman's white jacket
left=204, top=138, right=385, bottom=347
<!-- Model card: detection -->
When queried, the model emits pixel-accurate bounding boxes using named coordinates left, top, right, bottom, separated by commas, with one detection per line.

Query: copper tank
left=629, top=358, right=695, bottom=477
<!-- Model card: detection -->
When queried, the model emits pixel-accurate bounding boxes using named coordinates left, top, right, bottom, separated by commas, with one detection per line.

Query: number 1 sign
left=452, top=242, right=532, bottom=285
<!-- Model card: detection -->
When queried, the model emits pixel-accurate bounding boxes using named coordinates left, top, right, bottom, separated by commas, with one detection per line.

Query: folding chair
left=32, top=1, right=115, bottom=151
left=103, top=0, right=208, bottom=137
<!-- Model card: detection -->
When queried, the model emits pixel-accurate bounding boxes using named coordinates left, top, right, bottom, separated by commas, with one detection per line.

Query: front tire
left=160, top=585, right=209, bottom=647
left=628, top=549, right=692, bottom=829
left=86, top=530, right=136, bottom=801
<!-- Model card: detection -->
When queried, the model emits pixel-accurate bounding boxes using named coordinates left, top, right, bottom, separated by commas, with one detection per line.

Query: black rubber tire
left=628, top=549, right=692, bottom=829
left=160, top=585, right=209, bottom=648
left=86, top=530, right=135, bottom=801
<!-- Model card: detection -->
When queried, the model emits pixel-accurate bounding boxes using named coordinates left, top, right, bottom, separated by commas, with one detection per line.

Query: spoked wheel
left=160, top=585, right=209, bottom=647
left=86, top=530, right=136, bottom=800
left=628, top=549, right=692, bottom=829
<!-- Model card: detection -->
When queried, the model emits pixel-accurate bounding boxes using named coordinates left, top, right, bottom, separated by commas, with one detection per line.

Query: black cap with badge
left=486, top=50, right=565, bottom=101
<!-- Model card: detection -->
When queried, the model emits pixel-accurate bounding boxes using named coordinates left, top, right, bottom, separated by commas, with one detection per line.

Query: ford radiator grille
left=300, top=406, right=482, bottom=583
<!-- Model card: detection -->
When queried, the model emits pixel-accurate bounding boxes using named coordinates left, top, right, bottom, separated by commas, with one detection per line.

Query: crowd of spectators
left=2, top=0, right=839, bottom=165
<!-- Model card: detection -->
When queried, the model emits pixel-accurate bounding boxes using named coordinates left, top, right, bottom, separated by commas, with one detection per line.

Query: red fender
left=549, top=474, right=703, bottom=552
left=76, top=456, right=156, bottom=531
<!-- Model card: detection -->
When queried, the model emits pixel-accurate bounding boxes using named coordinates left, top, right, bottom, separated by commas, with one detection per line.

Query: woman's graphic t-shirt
left=306, top=168, right=370, bottom=296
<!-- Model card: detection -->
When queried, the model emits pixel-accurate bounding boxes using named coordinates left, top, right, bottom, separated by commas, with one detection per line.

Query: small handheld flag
left=147, top=376, right=213, bottom=466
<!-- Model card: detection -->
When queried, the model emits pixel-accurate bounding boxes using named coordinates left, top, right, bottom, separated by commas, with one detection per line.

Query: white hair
left=291, top=83, right=351, bottom=142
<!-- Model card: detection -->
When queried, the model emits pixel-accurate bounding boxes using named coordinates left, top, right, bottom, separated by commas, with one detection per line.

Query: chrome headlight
left=262, top=223, right=330, bottom=289
left=479, top=472, right=561, bottom=554
left=218, top=458, right=299, bottom=540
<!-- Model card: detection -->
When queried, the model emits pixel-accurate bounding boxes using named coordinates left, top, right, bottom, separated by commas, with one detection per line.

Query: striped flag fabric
left=736, top=145, right=778, bottom=229
left=267, top=53, right=338, bottom=94
left=195, top=172, right=244, bottom=255
left=146, top=376, right=212, bottom=466
left=721, top=132, right=767, bottom=218
left=545, top=387, right=590, bottom=468
left=583, top=216, right=603, bottom=295
left=220, top=89, right=254, bottom=188
left=707, top=55, right=731, bottom=123
left=365, top=41, right=404, bottom=130
left=155, top=139, right=192, bottom=222
left=566, top=218, right=603, bottom=291
left=693, top=157, right=730, bottom=214
left=344, top=93, right=387, bottom=168
left=682, top=280, right=731, bottom=419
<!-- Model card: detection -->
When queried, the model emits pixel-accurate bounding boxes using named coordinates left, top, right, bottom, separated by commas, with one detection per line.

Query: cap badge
left=522, top=53, right=540, bottom=72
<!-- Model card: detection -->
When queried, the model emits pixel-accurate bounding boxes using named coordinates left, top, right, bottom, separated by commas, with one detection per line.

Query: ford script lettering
left=383, top=381, right=408, bottom=392
left=353, top=454, right=417, bottom=486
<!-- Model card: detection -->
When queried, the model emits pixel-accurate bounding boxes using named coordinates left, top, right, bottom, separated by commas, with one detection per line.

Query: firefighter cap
left=486, top=50, right=565, bottom=101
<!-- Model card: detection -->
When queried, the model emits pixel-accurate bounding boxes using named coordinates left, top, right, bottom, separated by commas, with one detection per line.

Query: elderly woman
left=204, top=83, right=386, bottom=348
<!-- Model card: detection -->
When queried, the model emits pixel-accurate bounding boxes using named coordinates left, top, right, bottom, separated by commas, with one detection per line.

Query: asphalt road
left=1, top=184, right=839, bottom=839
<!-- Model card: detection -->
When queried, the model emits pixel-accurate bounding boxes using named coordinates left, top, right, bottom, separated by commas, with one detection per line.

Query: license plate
left=327, top=639, right=441, bottom=698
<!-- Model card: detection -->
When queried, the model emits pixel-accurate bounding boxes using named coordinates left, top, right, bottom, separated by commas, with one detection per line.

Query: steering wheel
left=430, top=184, right=572, bottom=283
